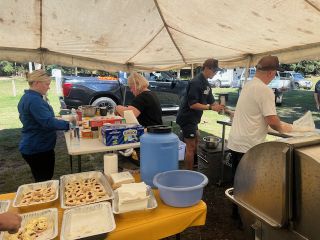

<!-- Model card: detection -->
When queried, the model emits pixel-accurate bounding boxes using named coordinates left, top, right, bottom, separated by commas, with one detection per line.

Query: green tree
left=0, top=61, right=14, bottom=76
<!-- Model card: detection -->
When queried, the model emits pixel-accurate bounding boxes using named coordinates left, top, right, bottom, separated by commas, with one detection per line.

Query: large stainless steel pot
left=80, top=105, right=97, bottom=117
left=203, top=136, right=221, bottom=149
left=225, top=135, right=320, bottom=240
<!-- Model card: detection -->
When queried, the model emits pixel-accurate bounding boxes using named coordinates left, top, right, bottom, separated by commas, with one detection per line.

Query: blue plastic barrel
left=140, top=125, right=179, bottom=188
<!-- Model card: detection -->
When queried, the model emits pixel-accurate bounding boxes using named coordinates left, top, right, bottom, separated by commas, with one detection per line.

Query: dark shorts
left=180, top=124, right=198, bottom=139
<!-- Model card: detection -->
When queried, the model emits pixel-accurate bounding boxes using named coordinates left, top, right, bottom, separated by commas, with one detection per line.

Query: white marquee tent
left=1, top=0, right=320, bottom=71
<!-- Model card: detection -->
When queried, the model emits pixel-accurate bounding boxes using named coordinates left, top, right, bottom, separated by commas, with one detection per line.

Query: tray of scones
left=2, top=208, right=58, bottom=240
left=12, top=180, right=59, bottom=210
left=60, top=171, right=114, bottom=209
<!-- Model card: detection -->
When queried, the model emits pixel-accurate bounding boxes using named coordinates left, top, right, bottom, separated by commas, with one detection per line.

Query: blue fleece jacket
left=18, top=90, right=69, bottom=155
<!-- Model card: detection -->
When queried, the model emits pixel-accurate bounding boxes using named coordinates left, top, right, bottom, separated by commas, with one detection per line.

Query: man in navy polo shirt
left=176, top=59, right=225, bottom=170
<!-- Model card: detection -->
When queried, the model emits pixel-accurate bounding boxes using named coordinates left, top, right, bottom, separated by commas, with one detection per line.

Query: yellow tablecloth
left=0, top=191, right=207, bottom=240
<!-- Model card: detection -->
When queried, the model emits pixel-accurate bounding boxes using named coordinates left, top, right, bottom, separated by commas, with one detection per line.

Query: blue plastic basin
left=153, top=170, right=208, bottom=207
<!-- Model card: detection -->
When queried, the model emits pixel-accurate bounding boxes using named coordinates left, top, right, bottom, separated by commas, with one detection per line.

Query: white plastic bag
left=292, top=111, right=315, bottom=132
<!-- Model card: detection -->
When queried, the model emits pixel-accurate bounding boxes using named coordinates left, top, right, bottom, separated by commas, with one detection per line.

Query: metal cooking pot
left=203, top=136, right=221, bottom=149
left=80, top=105, right=97, bottom=117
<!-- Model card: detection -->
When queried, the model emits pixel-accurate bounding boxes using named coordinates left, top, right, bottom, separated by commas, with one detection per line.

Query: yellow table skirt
left=0, top=190, right=207, bottom=240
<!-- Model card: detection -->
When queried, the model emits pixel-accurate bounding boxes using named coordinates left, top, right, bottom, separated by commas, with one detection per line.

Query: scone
left=110, top=171, right=135, bottom=189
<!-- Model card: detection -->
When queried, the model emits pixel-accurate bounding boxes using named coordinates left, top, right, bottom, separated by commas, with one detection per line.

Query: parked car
left=279, top=71, right=312, bottom=90
left=234, top=68, right=292, bottom=106
left=208, top=69, right=232, bottom=88
left=208, top=68, right=243, bottom=88
left=61, top=72, right=188, bottom=115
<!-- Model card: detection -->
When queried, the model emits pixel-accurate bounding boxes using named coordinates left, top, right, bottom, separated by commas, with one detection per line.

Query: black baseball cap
left=203, top=58, right=222, bottom=72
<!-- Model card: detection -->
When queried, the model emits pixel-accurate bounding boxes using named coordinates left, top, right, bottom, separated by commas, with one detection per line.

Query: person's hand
left=317, top=104, right=320, bottom=111
left=225, top=108, right=235, bottom=120
left=0, top=212, right=22, bottom=234
left=115, top=105, right=123, bottom=116
left=211, top=103, right=225, bottom=112
left=281, top=122, right=293, bottom=133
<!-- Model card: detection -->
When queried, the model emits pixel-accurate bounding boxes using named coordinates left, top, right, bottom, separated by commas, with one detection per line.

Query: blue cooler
left=140, top=125, right=179, bottom=188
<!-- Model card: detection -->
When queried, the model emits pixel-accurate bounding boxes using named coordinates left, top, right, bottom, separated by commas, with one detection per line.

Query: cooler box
left=101, top=124, right=144, bottom=146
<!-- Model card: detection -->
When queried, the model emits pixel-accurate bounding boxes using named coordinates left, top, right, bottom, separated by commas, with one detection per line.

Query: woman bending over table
left=115, top=72, right=163, bottom=128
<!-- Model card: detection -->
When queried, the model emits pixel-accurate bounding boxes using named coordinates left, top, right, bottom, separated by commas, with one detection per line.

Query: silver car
left=279, top=71, right=312, bottom=90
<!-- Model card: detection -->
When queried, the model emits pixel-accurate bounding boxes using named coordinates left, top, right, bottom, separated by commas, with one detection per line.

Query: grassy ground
left=1, top=77, right=320, bottom=194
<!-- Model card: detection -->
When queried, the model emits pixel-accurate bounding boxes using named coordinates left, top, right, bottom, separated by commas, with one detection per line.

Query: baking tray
left=112, top=186, right=157, bottom=214
left=2, top=208, right=58, bottom=240
left=12, top=180, right=59, bottom=210
left=60, top=202, right=116, bottom=240
left=60, top=171, right=114, bottom=209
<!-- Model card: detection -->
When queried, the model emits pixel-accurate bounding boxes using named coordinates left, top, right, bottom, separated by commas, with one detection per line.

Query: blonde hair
left=26, top=69, right=51, bottom=85
left=128, top=72, right=149, bottom=92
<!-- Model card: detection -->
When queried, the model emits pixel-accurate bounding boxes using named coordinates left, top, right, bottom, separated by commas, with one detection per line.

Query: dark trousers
left=229, top=150, right=244, bottom=219
left=22, top=150, right=55, bottom=182
left=230, top=150, right=244, bottom=182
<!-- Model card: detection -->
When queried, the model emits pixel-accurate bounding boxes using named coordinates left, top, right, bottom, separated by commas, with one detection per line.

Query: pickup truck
left=61, top=72, right=188, bottom=115
left=233, top=68, right=292, bottom=106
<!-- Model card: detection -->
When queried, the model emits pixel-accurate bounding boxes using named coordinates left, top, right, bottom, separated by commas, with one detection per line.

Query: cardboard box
left=101, top=124, right=144, bottom=146
left=81, top=129, right=93, bottom=139
left=89, top=117, right=125, bottom=127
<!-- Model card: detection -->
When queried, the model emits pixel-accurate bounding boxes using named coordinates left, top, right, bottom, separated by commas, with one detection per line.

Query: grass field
left=0, top=76, right=320, bottom=193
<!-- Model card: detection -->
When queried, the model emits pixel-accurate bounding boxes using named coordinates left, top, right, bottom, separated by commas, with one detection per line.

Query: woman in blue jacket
left=18, top=69, right=69, bottom=182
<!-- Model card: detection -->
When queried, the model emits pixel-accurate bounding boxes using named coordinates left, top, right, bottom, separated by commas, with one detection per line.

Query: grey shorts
left=180, top=124, right=198, bottom=139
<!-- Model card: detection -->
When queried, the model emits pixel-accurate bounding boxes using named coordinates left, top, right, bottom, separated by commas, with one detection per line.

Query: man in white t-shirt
left=229, top=55, right=292, bottom=165
left=227, top=55, right=292, bottom=219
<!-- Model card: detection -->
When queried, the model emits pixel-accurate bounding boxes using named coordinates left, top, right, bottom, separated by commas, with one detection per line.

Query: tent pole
left=191, top=64, right=194, bottom=78
left=238, top=55, right=253, bottom=97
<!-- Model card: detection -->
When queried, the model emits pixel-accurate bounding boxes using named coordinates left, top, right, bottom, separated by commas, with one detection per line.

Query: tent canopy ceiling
left=1, top=0, right=320, bottom=71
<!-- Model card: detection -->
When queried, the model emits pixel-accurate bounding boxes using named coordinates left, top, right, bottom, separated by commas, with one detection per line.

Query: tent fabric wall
left=1, top=0, right=320, bottom=71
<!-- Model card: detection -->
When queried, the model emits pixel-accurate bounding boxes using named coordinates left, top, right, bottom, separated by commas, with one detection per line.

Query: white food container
left=61, top=202, right=116, bottom=240
left=113, top=186, right=157, bottom=214
left=2, top=208, right=58, bottom=240
left=60, top=171, right=114, bottom=209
